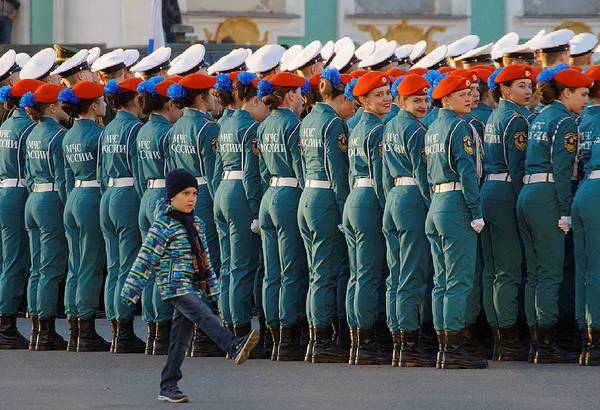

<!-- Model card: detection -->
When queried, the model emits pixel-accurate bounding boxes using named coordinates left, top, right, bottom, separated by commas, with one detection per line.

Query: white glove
left=558, top=216, right=571, bottom=234
left=337, top=224, right=345, bottom=233
left=470, top=218, right=485, bottom=234
left=250, top=219, right=261, bottom=235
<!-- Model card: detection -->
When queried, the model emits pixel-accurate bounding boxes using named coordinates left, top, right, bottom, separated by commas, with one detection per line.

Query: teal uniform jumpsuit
left=99, top=110, right=143, bottom=323
left=63, top=118, right=106, bottom=322
left=421, top=106, right=439, bottom=128
left=382, top=102, right=400, bottom=124
left=346, top=107, right=363, bottom=131
left=0, top=108, right=34, bottom=319
left=24, top=117, right=68, bottom=323
left=382, top=109, right=431, bottom=333
left=481, top=99, right=528, bottom=332
left=136, top=113, right=174, bottom=324
left=213, top=109, right=262, bottom=331
left=424, top=108, right=481, bottom=334
left=257, top=108, right=306, bottom=330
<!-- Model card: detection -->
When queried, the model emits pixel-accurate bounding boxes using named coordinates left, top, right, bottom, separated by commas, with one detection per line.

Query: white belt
left=222, top=170, right=243, bottom=180
left=523, top=173, right=554, bottom=184
left=32, top=182, right=57, bottom=192
left=394, top=177, right=416, bottom=186
left=486, top=173, right=512, bottom=182
left=588, top=170, right=600, bottom=179
left=353, top=178, right=374, bottom=188
left=432, top=182, right=462, bottom=193
left=196, top=176, right=207, bottom=186
left=107, top=177, right=135, bottom=187
left=270, top=177, right=298, bottom=188
left=74, top=179, right=100, bottom=188
left=0, top=178, right=25, bottom=188
left=305, top=179, right=331, bottom=189
left=147, top=179, right=166, bottom=189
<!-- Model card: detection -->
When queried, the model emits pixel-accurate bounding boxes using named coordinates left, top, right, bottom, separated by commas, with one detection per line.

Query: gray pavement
left=1, top=318, right=599, bottom=410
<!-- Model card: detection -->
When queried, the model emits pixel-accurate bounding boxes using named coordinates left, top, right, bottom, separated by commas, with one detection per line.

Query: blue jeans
left=160, top=293, right=240, bottom=391
left=0, top=16, right=12, bottom=44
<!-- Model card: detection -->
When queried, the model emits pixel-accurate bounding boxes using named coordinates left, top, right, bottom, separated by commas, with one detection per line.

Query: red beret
left=179, top=73, right=216, bottom=90
left=495, top=65, right=533, bottom=84
left=169, top=75, right=183, bottom=83
left=118, top=77, right=143, bottom=93
left=585, top=65, right=600, bottom=81
left=353, top=71, right=390, bottom=97
left=71, top=81, right=104, bottom=100
left=155, top=80, right=175, bottom=98
left=228, top=71, right=242, bottom=81
left=309, top=73, right=320, bottom=90
left=572, top=66, right=583, bottom=72
left=11, top=79, right=44, bottom=97
left=265, top=72, right=306, bottom=89
left=554, top=68, right=593, bottom=88
left=348, top=69, right=367, bottom=79
left=397, top=74, right=430, bottom=96
left=33, top=83, right=64, bottom=104
left=471, top=68, right=493, bottom=83
left=438, top=66, right=456, bottom=74
left=431, top=75, right=472, bottom=100
left=449, top=69, right=479, bottom=84
left=529, top=66, right=541, bottom=84
left=408, top=67, right=428, bottom=75
left=386, top=67, right=407, bottom=80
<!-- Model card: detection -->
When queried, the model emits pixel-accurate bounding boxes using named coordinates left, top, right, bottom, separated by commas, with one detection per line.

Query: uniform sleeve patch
left=513, top=131, right=527, bottom=152
left=463, top=135, right=473, bottom=155
left=564, top=132, right=577, bottom=153
left=210, top=137, right=218, bottom=154
left=251, top=137, right=260, bottom=156
left=338, top=134, right=348, bottom=153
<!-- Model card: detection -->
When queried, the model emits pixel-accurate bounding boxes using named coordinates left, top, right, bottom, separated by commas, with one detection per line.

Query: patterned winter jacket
left=121, top=199, right=219, bottom=305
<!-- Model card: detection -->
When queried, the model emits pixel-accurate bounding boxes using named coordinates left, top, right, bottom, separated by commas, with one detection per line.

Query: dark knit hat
left=166, top=169, right=198, bottom=200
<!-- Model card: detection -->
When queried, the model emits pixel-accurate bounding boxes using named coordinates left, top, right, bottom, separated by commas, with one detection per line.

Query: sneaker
left=158, top=387, right=189, bottom=403
left=234, top=330, right=260, bottom=365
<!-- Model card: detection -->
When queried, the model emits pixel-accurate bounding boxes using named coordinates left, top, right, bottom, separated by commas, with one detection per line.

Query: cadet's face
left=248, top=96, right=271, bottom=121
left=46, top=74, right=61, bottom=85
left=469, top=83, right=480, bottom=107
left=170, top=187, right=198, bottom=213
left=503, top=79, right=532, bottom=107
left=50, top=102, right=69, bottom=121
left=403, top=95, right=428, bottom=119
left=361, top=85, right=392, bottom=117
left=166, top=100, right=182, bottom=123
left=444, top=88, right=472, bottom=115
left=288, top=88, right=304, bottom=115
left=563, top=87, right=590, bottom=114
left=339, top=95, right=356, bottom=119
left=93, top=97, right=107, bottom=117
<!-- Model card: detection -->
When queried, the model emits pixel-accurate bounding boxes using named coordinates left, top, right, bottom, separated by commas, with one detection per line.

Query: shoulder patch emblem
left=513, top=131, right=527, bottom=152
left=251, top=137, right=260, bottom=156
left=338, top=134, right=348, bottom=153
left=564, top=132, right=577, bottom=153
left=210, top=137, right=218, bottom=154
left=463, top=135, right=473, bottom=156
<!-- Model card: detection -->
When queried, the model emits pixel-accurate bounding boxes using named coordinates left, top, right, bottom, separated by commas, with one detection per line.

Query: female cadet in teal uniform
left=135, top=78, right=181, bottom=355
left=480, top=65, right=533, bottom=361
left=0, top=79, right=39, bottom=349
left=343, top=71, right=391, bottom=365
left=344, top=70, right=367, bottom=132
left=424, top=75, right=487, bottom=369
left=167, top=73, right=222, bottom=357
left=382, top=74, right=434, bottom=367
left=22, top=83, right=69, bottom=351
left=572, top=65, right=600, bottom=366
left=101, top=77, right=146, bottom=353
left=255, top=72, right=306, bottom=361
left=213, top=72, right=270, bottom=341
left=298, top=67, right=355, bottom=364
left=59, top=82, right=111, bottom=352
left=516, top=65, right=591, bottom=364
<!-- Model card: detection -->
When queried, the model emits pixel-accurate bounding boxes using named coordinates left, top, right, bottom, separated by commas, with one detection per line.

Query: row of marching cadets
left=0, top=27, right=599, bottom=369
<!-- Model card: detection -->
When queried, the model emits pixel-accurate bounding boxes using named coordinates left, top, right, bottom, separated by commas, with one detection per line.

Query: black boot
left=374, top=321, right=393, bottom=352
left=0, top=315, right=28, bottom=349
left=153, top=320, right=171, bottom=355
left=312, top=325, right=348, bottom=364
left=355, top=327, right=391, bottom=365
left=348, top=328, right=357, bottom=365
left=67, top=317, right=79, bottom=352
left=586, top=328, right=600, bottom=366
left=420, top=321, right=438, bottom=355
left=441, top=331, right=488, bottom=369
left=299, top=318, right=310, bottom=348
left=109, top=319, right=117, bottom=353
left=462, top=324, right=489, bottom=358
left=528, top=326, right=538, bottom=363
left=29, top=316, right=39, bottom=351
left=36, top=317, right=68, bottom=351
left=498, top=325, right=528, bottom=361
left=114, top=320, right=145, bottom=353
left=490, top=325, right=500, bottom=361
left=145, top=322, right=156, bottom=355
left=78, top=318, right=110, bottom=352
left=534, top=325, right=578, bottom=364
left=277, top=324, right=305, bottom=361
left=191, top=325, right=224, bottom=357
left=268, top=326, right=280, bottom=361
left=336, top=318, right=350, bottom=350
left=399, top=330, right=436, bottom=368
left=436, top=331, right=445, bottom=369
left=391, top=332, right=401, bottom=367
left=304, top=326, right=314, bottom=363
left=251, top=316, right=271, bottom=359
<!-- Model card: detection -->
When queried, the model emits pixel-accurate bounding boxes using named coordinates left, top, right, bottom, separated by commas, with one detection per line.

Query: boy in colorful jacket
left=121, top=169, right=259, bottom=404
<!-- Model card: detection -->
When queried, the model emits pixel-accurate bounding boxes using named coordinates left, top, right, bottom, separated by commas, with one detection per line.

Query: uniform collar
left=11, top=108, right=28, bottom=119
left=498, top=98, right=522, bottom=112
left=183, top=107, right=210, bottom=119
left=398, top=109, right=418, bottom=121
left=313, top=102, right=336, bottom=115
left=476, top=102, right=492, bottom=112
left=272, top=107, right=300, bottom=120
left=39, top=115, right=61, bottom=125
left=149, top=112, right=171, bottom=125
left=73, top=118, right=97, bottom=127
left=361, top=110, right=382, bottom=122
left=550, top=100, right=570, bottom=114
left=232, top=109, right=254, bottom=121
left=584, top=104, right=600, bottom=114
left=116, top=109, right=139, bottom=121
left=437, top=108, right=460, bottom=120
